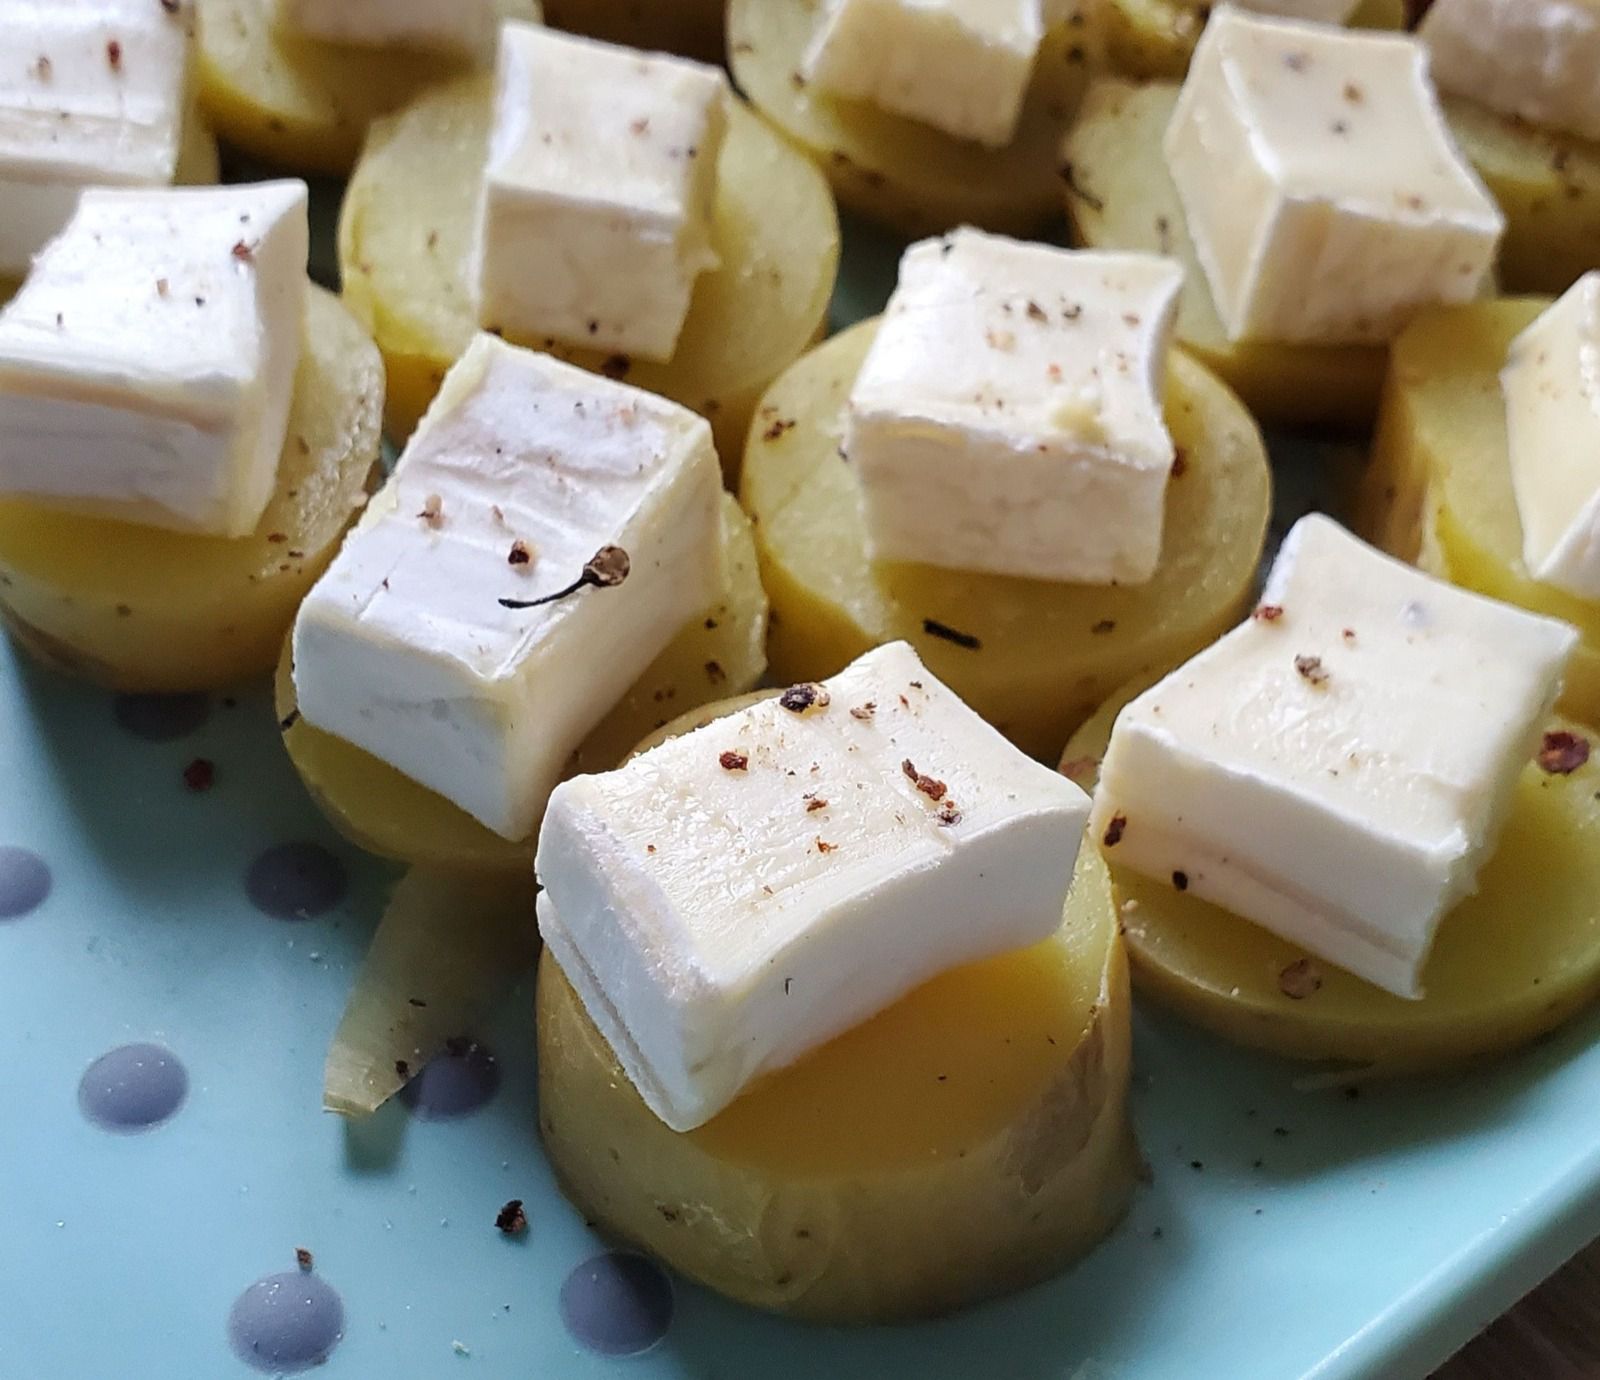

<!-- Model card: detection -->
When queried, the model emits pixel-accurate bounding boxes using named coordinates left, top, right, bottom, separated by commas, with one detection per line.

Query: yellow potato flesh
left=1061, top=681, right=1600, bottom=1073
left=728, top=0, right=1096, bottom=238
left=1358, top=299, right=1600, bottom=727
left=275, top=496, right=769, bottom=872
left=538, top=842, right=1137, bottom=1322
left=0, top=289, right=382, bottom=692
left=540, top=0, right=724, bottom=62
left=738, top=317, right=1272, bottom=762
left=194, top=0, right=541, bottom=175
left=338, top=81, right=839, bottom=472
left=1064, top=79, right=1386, bottom=432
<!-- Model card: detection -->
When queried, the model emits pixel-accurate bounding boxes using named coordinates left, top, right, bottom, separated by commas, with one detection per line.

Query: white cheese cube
left=472, top=24, right=726, bottom=364
left=536, top=640, right=1091, bottom=1132
left=1089, top=516, right=1577, bottom=999
left=1501, top=273, right=1600, bottom=601
left=802, top=0, right=1057, bottom=149
left=273, top=0, right=497, bottom=58
left=0, top=0, right=194, bottom=279
left=1422, top=0, right=1600, bottom=144
left=846, top=229, right=1183, bottom=586
left=1163, top=6, right=1503, bottom=346
left=292, top=335, right=724, bottom=842
left=0, top=182, right=308, bottom=538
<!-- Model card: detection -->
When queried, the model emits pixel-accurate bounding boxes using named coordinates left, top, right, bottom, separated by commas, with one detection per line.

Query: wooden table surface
left=1436, top=1242, right=1600, bottom=1378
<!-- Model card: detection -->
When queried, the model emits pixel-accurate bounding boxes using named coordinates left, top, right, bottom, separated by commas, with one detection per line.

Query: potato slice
left=1064, top=79, right=1386, bottom=431
left=338, top=80, right=839, bottom=472
left=1061, top=680, right=1600, bottom=1074
left=538, top=834, right=1136, bottom=1322
left=541, top=0, right=723, bottom=62
left=738, top=317, right=1272, bottom=763
left=1101, top=0, right=1405, bottom=82
left=1357, top=299, right=1600, bottom=727
left=0, top=288, right=382, bottom=692
left=727, top=0, right=1097, bottom=238
left=193, top=0, right=542, bottom=175
left=275, top=495, right=769, bottom=872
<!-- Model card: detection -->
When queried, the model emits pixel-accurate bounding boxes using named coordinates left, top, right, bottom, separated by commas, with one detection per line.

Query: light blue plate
left=4, top=215, right=1600, bottom=1380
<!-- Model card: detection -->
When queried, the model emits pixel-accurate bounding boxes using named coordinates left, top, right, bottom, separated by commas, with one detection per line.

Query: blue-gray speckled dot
left=245, top=842, right=347, bottom=920
left=0, top=846, right=50, bottom=919
left=112, top=692, right=210, bottom=741
left=228, top=1271, right=344, bottom=1374
left=78, top=1043, right=187, bottom=1132
left=399, top=1038, right=501, bottom=1119
left=560, top=1252, right=675, bottom=1357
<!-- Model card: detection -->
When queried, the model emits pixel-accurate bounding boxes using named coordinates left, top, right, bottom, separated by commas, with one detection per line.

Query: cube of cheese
left=472, top=24, right=726, bottom=364
left=1089, top=516, right=1577, bottom=999
left=536, top=640, right=1092, bottom=1131
left=273, top=0, right=497, bottom=58
left=845, top=228, right=1183, bottom=586
left=1501, top=272, right=1600, bottom=601
left=1163, top=6, right=1503, bottom=346
left=802, top=0, right=1059, bottom=149
left=1422, top=0, right=1600, bottom=145
left=292, top=335, right=724, bottom=842
left=0, top=181, right=308, bottom=537
left=0, top=0, right=194, bottom=278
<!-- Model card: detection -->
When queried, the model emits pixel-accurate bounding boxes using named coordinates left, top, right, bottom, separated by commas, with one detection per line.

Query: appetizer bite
left=727, top=0, right=1100, bottom=237
left=339, top=22, right=839, bottom=465
left=1064, top=7, right=1504, bottom=429
left=1360, top=284, right=1600, bottom=725
left=0, top=0, right=218, bottom=290
left=541, top=0, right=723, bottom=63
left=537, top=643, right=1137, bottom=1321
left=1066, top=516, right=1600, bottom=1072
left=283, top=334, right=767, bottom=871
left=741, top=227, right=1272, bottom=761
left=0, top=181, right=382, bottom=690
left=194, top=0, right=540, bottom=175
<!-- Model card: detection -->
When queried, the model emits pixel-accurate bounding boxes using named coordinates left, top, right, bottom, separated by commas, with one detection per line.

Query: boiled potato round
left=738, top=317, right=1273, bottom=762
left=538, top=832, right=1136, bottom=1322
left=728, top=0, right=1097, bottom=238
left=1357, top=299, right=1600, bottom=727
left=339, top=79, right=839, bottom=471
left=194, top=0, right=542, bottom=175
left=275, top=496, right=769, bottom=872
left=1062, top=681, right=1600, bottom=1073
left=0, top=288, right=382, bottom=692
left=1063, top=79, right=1386, bottom=431
left=541, top=0, right=723, bottom=62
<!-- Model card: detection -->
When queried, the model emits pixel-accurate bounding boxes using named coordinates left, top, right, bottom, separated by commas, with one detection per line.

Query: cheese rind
left=0, top=181, right=308, bottom=537
left=802, top=0, right=1054, bottom=149
left=536, top=640, right=1092, bottom=1131
left=292, top=334, right=724, bottom=842
left=1088, top=515, right=1577, bottom=998
left=273, top=0, right=498, bottom=58
left=0, top=0, right=194, bottom=278
left=846, top=228, right=1183, bottom=586
left=1501, top=273, right=1600, bottom=601
left=472, top=24, right=727, bottom=364
left=1421, top=0, right=1600, bottom=144
left=1163, top=6, right=1503, bottom=346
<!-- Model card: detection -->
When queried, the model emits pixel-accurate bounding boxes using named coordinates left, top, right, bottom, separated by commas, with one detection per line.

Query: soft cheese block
left=473, top=23, right=727, bottom=364
left=802, top=0, right=1060, bottom=149
left=0, top=0, right=194, bottom=278
left=1501, top=272, right=1600, bottom=601
left=1163, top=6, right=1502, bottom=346
left=292, top=334, right=724, bottom=842
left=0, top=181, right=308, bottom=538
left=536, top=640, right=1093, bottom=1131
left=846, top=228, right=1183, bottom=586
left=273, top=0, right=497, bottom=58
left=1089, top=515, right=1577, bottom=999
left=1421, top=0, right=1600, bottom=144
